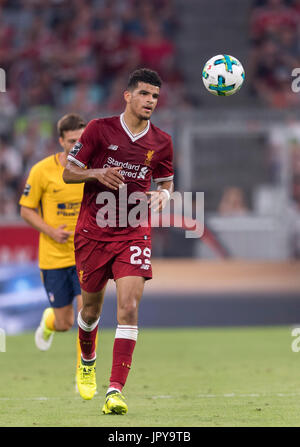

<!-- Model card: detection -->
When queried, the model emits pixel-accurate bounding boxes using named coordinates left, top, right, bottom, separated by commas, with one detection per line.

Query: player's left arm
left=146, top=180, right=174, bottom=213
left=148, top=136, right=174, bottom=212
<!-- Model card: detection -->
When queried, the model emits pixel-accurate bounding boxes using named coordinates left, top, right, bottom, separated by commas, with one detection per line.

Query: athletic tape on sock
left=77, top=310, right=100, bottom=332
left=115, top=325, right=138, bottom=341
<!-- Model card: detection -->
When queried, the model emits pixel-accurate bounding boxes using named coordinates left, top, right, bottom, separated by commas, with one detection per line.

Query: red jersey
left=67, top=114, right=174, bottom=241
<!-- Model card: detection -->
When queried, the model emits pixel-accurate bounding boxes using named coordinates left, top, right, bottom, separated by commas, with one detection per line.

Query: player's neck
left=58, top=151, right=67, bottom=167
left=123, top=110, right=149, bottom=136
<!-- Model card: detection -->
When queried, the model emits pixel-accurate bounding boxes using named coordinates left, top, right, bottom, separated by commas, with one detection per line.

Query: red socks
left=78, top=312, right=138, bottom=392
left=108, top=325, right=138, bottom=393
left=77, top=311, right=99, bottom=362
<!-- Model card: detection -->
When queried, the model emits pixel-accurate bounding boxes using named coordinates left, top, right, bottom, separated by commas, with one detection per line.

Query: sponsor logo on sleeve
left=69, top=142, right=83, bottom=158
left=23, top=183, right=31, bottom=196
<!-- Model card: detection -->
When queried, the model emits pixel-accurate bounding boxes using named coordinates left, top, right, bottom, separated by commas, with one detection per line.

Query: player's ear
left=124, top=89, right=131, bottom=104
left=58, top=136, right=65, bottom=148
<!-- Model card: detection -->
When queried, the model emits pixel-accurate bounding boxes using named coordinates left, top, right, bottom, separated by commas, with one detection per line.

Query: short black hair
left=127, top=68, right=162, bottom=90
left=57, top=113, right=86, bottom=138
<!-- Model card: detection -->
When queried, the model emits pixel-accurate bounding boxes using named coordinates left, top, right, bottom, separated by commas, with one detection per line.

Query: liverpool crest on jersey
left=144, top=150, right=154, bottom=166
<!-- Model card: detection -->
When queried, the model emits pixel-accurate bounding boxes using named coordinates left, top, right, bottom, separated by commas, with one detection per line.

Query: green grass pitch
left=0, top=326, right=300, bottom=427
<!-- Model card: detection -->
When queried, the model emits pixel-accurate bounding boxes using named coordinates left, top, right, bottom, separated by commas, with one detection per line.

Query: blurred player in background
left=63, top=68, right=174, bottom=415
left=19, top=113, right=86, bottom=375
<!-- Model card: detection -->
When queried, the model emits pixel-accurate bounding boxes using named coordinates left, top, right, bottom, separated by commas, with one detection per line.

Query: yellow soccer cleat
left=34, top=308, right=55, bottom=351
left=76, top=359, right=97, bottom=400
left=102, top=391, right=128, bottom=415
left=75, top=375, right=98, bottom=396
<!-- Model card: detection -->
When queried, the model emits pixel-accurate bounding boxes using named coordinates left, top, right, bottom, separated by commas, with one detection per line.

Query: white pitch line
left=0, top=396, right=82, bottom=401
left=152, top=392, right=300, bottom=399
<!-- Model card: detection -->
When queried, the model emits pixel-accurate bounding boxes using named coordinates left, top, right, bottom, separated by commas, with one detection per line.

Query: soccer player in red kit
left=63, top=68, right=174, bottom=415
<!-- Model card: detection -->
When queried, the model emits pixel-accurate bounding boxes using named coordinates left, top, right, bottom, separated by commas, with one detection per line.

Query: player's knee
left=55, top=319, right=73, bottom=332
left=81, top=306, right=100, bottom=326
left=118, top=300, right=139, bottom=324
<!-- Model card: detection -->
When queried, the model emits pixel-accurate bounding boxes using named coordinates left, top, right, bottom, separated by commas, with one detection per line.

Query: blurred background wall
left=1, top=0, right=300, bottom=333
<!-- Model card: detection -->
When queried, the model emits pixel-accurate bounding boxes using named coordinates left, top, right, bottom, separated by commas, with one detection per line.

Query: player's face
left=59, top=128, right=85, bottom=154
left=125, top=82, right=160, bottom=120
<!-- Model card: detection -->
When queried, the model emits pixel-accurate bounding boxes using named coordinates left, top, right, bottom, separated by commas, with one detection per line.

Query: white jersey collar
left=120, top=113, right=150, bottom=142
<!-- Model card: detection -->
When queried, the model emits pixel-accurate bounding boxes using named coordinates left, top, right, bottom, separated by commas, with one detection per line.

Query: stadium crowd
left=1, top=0, right=300, bottom=225
left=0, top=0, right=186, bottom=218
left=248, top=0, right=300, bottom=108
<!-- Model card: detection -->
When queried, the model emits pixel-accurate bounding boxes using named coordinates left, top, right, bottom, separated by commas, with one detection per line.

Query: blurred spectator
left=121, top=4, right=145, bottom=38
left=94, top=20, right=138, bottom=88
left=14, top=119, right=53, bottom=178
left=0, top=137, right=22, bottom=189
left=248, top=0, right=300, bottom=108
left=292, top=174, right=300, bottom=209
left=287, top=174, right=300, bottom=257
left=104, top=75, right=127, bottom=114
left=289, top=0, right=300, bottom=17
left=0, top=90, right=17, bottom=122
left=250, top=0, right=297, bottom=45
left=60, top=81, right=105, bottom=118
left=0, top=136, right=22, bottom=217
left=133, top=19, right=175, bottom=77
left=277, top=25, right=300, bottom=63
left=248, top=36, right=300, bottom=107
left=0, top=10, right=16, bottom=70
left=290, top=140, right=300, bottom=177
left=218, top=187, right=250, bottom=216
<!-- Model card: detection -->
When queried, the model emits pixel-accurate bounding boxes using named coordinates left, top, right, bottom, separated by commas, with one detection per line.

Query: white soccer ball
left=202, top=54, right=245, bottom=96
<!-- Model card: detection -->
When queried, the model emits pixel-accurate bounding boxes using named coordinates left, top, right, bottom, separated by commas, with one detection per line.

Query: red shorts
left=74, top=233, right=152, bottom=293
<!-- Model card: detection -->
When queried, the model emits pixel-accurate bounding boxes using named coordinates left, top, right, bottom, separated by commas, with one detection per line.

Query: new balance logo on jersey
left=137, top=167, right=148, bottom=180
left=108, top=144, right=118, bottom=151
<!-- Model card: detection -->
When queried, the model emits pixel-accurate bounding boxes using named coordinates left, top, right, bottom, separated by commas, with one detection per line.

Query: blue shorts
left=40, top=266, right=81, bottom=308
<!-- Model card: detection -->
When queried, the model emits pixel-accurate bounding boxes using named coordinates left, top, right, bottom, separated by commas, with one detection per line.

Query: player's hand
left=92, top=167, right=125, bottom=190
left=49, top=225, right=73, bottom=243
left=146, top=190, right=170, bottom=213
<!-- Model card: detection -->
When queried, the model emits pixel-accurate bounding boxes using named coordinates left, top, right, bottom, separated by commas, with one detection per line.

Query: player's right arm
left=62, top=119, right=124, bottom=190
left=20, top=206, right=72, bottom=244
left=63, top=162, right=125, bottom=191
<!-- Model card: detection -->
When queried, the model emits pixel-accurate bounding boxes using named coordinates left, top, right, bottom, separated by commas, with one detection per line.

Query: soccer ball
left=202, top=54, right=245, bottom=96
